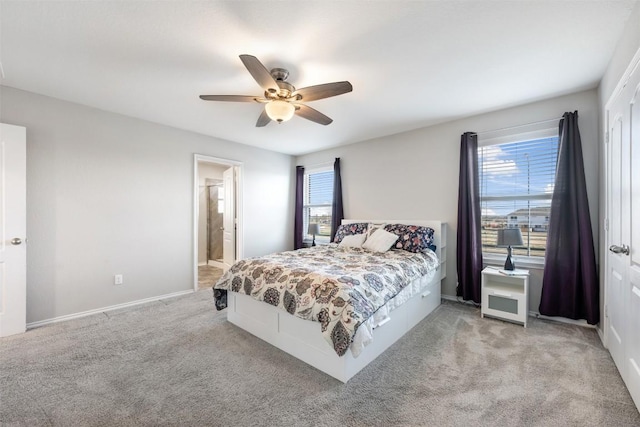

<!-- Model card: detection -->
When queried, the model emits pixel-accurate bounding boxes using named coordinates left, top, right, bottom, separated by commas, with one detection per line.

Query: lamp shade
left=265, top=100, right=295, bottom=123
left=307, top=223, right=320, bottom=236
left=497, top=228, right=524, bottom=247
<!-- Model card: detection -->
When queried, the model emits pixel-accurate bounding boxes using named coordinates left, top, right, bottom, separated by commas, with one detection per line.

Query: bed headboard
left=342, top=219, right=447, bottom=280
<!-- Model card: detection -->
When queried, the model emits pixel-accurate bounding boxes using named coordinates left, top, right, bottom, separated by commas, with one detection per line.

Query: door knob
left=609, top=244, right=630, bottom=255
left=10, top=238, right=22, bottom=245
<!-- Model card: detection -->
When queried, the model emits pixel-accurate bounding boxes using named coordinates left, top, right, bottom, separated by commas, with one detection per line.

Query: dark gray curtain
left=330, top=158, right=344, bottom=241
left=294, top=166, right=304, bottom=249
left=456, top=132, right=483, bottom=303
left=539, top=111, right=599, bottom=324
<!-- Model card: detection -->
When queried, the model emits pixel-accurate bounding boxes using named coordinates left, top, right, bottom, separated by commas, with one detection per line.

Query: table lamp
left=497, top=228, right=524, bottom=270
left=308, top=223, right=320, bottom=246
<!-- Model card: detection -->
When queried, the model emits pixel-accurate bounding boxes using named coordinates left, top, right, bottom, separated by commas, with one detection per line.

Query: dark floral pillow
left=384, top=224, right=436, bottom=253
left=333, top=222, right=368, bottom=243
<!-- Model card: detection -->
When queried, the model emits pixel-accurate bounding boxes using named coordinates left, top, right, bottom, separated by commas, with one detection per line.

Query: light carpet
left=1, top=290, right=638, bottom=426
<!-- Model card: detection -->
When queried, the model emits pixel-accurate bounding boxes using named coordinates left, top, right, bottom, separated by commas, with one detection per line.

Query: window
left=303, top=167, right=334, bottom=243
left=478, top=132, right=559, bottom=260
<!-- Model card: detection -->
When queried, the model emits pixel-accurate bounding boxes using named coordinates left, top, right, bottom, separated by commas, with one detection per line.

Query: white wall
left=598, top=2, right=640, bottom=331
left=0, top=86, right=294, bottom=324
left=599, top=2, right=640, bottom=105
left=296, top=89, right=600, bottom=312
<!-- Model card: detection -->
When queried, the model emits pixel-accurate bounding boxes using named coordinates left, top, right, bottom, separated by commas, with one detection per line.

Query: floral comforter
left=213, top=245, right=439, bottom=356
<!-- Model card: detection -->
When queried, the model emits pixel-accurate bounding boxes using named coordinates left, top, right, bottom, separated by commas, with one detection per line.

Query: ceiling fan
left=199, top=54, right=353, bottom=127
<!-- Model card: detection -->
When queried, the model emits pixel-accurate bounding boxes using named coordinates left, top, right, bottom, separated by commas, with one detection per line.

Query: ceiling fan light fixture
left=199, top=55, right=352, bottom=126
left=265, top=100, right=295, bottom=123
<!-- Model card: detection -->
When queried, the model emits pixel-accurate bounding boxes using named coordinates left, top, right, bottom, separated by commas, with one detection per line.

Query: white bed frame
left=227, top=220, right=447, bottom=382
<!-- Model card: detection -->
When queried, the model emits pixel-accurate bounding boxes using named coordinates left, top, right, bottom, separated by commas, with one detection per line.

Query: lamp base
left=311, top=236, right=316, bottom=247
left=504, top=245, right=515, bottom=270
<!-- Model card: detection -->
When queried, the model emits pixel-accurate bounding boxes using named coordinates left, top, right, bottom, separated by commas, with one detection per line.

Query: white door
left=222, top=167, right=235, bottom=266
left=625, top=70, right=640, bottom=409
left=607, top=106, right=627, bottom=376
left=0, top=124, right=27, bottom=337
left=606, top=55, right=640, bottom=410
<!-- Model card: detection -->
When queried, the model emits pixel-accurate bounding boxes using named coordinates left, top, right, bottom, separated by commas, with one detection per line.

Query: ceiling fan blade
left=199, top=95, right=259, bottom=102
left=239, top=54, right=279, bottom=93
left=294, top=104, right=333, bottom=125
left=291, top=81, right=352, bottom=102
left=256, top=109, right=271, bottom=127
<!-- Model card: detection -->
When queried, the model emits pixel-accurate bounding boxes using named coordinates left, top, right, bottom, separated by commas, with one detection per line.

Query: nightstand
left=481, top=267, right=529, bottom=327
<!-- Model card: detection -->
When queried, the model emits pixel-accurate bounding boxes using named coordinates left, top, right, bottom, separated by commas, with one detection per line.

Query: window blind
left=478, top=136, right=559, bottom=257
left=305, top=170, right=333, bottom=206
left=303, top=169, right=334, bottom=241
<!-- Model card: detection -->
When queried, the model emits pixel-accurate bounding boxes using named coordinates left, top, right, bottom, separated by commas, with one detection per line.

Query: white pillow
left=362, top=229, right=399, bottom=252
left=338, top=233, right=367, bottom=248
left=366, top=222, right=386, bottom=239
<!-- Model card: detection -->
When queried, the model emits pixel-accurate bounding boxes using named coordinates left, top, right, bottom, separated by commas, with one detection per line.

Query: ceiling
left=1, top=1, right=637, bottom=155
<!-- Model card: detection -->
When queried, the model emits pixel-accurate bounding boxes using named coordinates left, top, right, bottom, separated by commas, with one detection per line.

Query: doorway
left=193, top=155, right=243, bottom=291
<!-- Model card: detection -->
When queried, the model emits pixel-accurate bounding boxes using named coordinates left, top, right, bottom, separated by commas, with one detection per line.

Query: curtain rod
left=476, top=117, right=562, bottom=137
left=297, top=160, right=333, bottom=169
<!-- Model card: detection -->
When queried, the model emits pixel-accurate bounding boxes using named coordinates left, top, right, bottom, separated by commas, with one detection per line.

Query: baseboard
left=26, top=290, right=194, bottom=330
left=441, top=294, right=458, bottom=302
left=597, top=326, right=606, bottom=346
left=530, top=311, right=596, bottom=328
left=442, top=293, right=596, bottom=329
left=441, top=293, right=481, bottom=308
left=207, top=260, right=228, bottom=270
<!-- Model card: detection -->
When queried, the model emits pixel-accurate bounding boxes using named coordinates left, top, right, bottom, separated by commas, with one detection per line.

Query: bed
left=213, top=219, right=447, bottom=382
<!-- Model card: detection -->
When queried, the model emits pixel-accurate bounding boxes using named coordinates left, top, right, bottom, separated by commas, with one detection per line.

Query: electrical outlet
left=114, top=274, right=123, bottom=285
